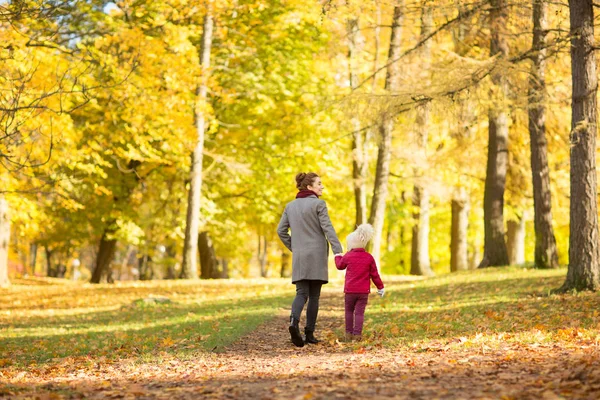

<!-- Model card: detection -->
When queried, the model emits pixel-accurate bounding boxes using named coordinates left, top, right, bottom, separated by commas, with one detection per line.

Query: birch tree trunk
left=479, top=0, right=510, bottom=268
left=0, top=196, right=10, bottom=287
left=369, top=1, right=403, bottom=266
left=410, top=3, right=433, bottom=276
left=181, top=9, right=214, bottom=279
left=529, top=0, right=559, bottom=269
left=560, top=0, right=600, bottom=291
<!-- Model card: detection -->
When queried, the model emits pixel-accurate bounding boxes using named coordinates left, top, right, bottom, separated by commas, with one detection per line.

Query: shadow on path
left=3, top=290, right=600, bottom=399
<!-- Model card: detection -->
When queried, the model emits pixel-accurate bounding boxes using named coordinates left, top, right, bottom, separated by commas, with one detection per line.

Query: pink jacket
left=335, top=249, right=384, bottom=294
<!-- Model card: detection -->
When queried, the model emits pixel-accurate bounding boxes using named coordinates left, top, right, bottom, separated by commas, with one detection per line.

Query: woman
left=277, top=172, right=343, bottom=347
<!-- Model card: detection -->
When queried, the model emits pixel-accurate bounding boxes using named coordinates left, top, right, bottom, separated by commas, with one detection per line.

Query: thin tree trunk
left=398, top=191, right=409, bottom=271
left=450, top=2, right=474, bottom=273
left=529, top=0, right=559, bottom=269
left=479, top=0, right=510, bottom=268
left=165, top=245, right=177, bottom=279
left=181, top=9, right=213, bottom=279
left=29, top=243, right=38, bottom=275
left=139, top=253, right=151, bottom=280
left=369, top=1, right=404, bottom=266
left=259, top=235, right=268, bottom=278
left=507, top=216, right=526, bottom=265
left=219, top=259, right=229, bottom=279
left=451, top=188, right=470, bottom=272
left=347, top=17, right=368, bottom=227
left=44, top=246, right=52, bottom=277
left=90, top=229, right=117, bottom=283
left=559, top=0, right=600, bottom=291
left=120, top=245, right=133, bottom=279
left=410, top=3, right=433, bottom=277
left=0, top=196, right=10, bottom=287
left=411, top=185, right=432, bottom=275
left=281, top=249, right=291, bottom=278
left=199, top=231, right=218, bottom=279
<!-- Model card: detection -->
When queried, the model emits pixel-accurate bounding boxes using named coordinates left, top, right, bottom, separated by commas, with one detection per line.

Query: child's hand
left=377, top=288, right=385, bottom=298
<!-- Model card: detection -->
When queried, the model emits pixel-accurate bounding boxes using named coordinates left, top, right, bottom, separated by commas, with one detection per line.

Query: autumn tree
left=559, top=0, right=600, bottom=291
left=347, top=15, right=369, bottom=228
left=181, top=8, right=214, bottom=279
left=369, top=0, right=404, bottom=266
left=410, top=1, right=434, bottom=276
left=479, top=0, right=510, bottom=268
left=528, top=0, right=558, bottom=269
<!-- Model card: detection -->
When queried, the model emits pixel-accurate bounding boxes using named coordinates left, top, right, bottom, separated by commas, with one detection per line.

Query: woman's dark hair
left=296, top=172, right=319, bottom=190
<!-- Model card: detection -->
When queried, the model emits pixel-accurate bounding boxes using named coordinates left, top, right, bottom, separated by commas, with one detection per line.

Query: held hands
left=377, top=288, right=385, bottom=298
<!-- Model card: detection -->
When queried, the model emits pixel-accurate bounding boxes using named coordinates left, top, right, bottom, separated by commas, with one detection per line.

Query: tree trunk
left=398, top=191, right=409, bottom=272
left=219, top=258, right=229, bottom=279
left=119, top=245, right=133, bottom=280
left=451, top=188, right=470, bottom=272
left=560, top=0, right=600, bottom=291
left=90, top=229, right=117, bottom=283
left=199, top=231, right=218, bottom=279
left=479, top=0, right=510, bottom=268
left=0, top=196, right=10, bottom=287
left=507, top=216, right=526, bottom=265
left=181, top=9, right=214, bottom=279
left=347, top=17, right=368, bottom=227
left=29, top=243, right=38, bottom=275
left=139, top=254, right=152, bottom=280
left=259, top=235, right=268, bottom=278
left=165, top=245, right=177, bottom=279
left=369, top=1, right=404, bottom=266
left=529, top=0, right=559, bottom=269
left=281, top=249, right=291, bottom=278
left=45, top=246, right=58, bottom=277
left=410, top=3, right=433, bottom=277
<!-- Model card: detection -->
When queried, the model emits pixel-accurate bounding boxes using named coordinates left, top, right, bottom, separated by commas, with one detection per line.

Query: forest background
left=0, top=0, right=592, bottom=287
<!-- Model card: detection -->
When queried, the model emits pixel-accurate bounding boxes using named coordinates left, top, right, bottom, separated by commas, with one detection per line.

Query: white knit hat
left=346, top=224, right=374, bottom=250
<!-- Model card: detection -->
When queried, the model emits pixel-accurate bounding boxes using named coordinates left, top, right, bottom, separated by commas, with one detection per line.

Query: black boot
left=304, top=328, right=319, bottom=344
left=289, top=317, right=304, bottom=347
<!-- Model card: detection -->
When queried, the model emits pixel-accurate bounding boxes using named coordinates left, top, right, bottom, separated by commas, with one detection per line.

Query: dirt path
left=4, top=289, right=600, bottom=399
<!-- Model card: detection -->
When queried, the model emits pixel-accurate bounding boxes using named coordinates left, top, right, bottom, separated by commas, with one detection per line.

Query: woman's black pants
left=290, top=280, right=322, bottom=331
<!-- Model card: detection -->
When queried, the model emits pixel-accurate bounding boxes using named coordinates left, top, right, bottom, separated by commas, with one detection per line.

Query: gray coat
left=277, top=195, right=343, bottom=284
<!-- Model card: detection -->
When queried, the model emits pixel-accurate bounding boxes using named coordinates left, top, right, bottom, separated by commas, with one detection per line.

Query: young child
left=335, top=224, right=384, bottom=341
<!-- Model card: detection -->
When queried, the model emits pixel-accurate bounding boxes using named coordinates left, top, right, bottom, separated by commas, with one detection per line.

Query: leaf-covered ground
left=2, top=267, right=600, bottom=399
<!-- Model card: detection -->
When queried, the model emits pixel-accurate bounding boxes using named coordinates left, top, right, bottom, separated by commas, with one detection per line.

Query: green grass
left=365, top=266, right=600, bottom=349
left=2, top=266, right=600, bottom=369
left=0, top=278, right=294, bottom=367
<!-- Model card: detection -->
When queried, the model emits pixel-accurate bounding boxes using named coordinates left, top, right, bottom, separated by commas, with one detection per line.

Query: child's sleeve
left=335, top=254, right=347, bottom=270
left=370, top=256, right=384, bottom=290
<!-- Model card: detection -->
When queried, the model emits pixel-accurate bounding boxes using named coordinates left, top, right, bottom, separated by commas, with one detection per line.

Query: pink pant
left=345, top=293, right=369, bottom=335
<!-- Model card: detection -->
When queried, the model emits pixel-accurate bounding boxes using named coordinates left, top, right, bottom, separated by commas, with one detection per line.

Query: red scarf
left=296, top=190, right=319, bottom=199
